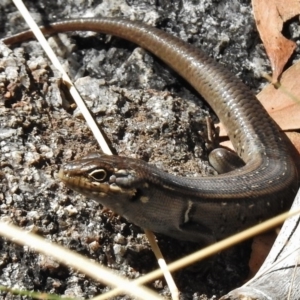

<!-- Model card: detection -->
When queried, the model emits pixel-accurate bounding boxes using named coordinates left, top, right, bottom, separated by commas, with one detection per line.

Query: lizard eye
left=88, top=169, right=108, bottom=182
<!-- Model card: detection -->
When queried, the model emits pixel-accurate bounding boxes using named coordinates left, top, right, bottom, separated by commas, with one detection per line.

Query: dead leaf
left=257, top=64, right=300, bottom=132
left=286, top=132, right=300, bottom=154
left=247, top=232, right=277, bottom=280
left=252, top=0, right=300, bottom=82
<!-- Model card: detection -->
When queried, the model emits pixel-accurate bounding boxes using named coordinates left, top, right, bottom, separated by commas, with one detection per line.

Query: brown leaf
left=257, top=63, right=300, bottom=132
left=247, top=232, right=277, bottom=280
left=252, top=0, right=300, bottom=82
left=286, top=132, right=300, bottom=154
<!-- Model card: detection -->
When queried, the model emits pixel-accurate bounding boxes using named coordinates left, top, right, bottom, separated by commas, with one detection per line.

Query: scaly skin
left=3, top=18, right=298, bottom=244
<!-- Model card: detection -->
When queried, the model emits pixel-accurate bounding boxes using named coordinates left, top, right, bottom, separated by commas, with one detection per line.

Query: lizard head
left=57, top=152, right=149, bottom=212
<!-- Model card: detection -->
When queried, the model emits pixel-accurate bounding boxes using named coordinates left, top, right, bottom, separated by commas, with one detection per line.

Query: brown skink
left=3, top=18, right=299, bottom=245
